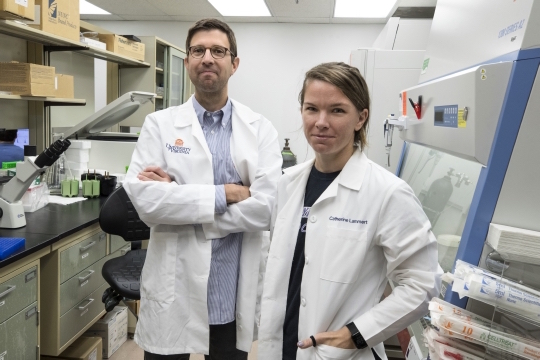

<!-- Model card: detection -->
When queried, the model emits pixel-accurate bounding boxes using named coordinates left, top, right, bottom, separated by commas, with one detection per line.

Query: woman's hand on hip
left=297, top=326, right=356, bottom=350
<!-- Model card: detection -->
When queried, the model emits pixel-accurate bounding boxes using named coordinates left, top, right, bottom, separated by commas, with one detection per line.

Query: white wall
left=91, top=20, right=384, bottom=163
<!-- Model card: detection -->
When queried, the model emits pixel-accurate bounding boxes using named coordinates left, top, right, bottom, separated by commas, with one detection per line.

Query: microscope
left=0, top=139, right=71, bottom=228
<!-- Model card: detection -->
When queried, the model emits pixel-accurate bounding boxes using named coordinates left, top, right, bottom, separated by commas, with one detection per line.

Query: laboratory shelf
left=0, top=94, right=86, bottom=106
left=156, top=67, right=164, bottom=73
left=0, top=20, right=150, bottom=67
left=155, top=95, right=163, bottom=99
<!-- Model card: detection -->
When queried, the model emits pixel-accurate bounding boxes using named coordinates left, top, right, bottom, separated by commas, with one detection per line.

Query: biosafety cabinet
left=386, top=0, right=540, bottom=358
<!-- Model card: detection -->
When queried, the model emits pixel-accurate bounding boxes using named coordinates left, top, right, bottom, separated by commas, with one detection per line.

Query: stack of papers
left=487, top=223, right=540, bottom=265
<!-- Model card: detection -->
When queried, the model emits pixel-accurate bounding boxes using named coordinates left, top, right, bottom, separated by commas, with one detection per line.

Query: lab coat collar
left=172, top=96, right=259, bottom=185
left=173, top=96, right=259, bottom=127
left=283, top=148, right=368, bottom=205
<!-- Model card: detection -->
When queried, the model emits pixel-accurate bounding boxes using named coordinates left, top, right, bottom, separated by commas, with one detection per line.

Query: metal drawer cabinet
left=60, top=231, right=107, bottom=284
left=59, top=282, right=108, bottom=346
left=59, top=245, right=125, bottom=316
left=110, top=234, right=130, bottom=254
left=0, top=302, right=39, bottom=360
left=0, top=266, right=37, bottom=324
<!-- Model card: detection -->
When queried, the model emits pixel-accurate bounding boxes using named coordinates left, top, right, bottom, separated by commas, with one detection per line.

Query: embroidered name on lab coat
left=329, top=216, right=368, bottom=224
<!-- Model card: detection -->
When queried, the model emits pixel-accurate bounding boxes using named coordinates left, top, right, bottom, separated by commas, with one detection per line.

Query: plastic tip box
left=0, top=238, right=26, bottom=260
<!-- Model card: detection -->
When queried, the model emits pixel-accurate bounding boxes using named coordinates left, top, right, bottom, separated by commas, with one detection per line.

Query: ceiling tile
left=221, top=16, right=277, bottom=23
left=80, top=14, right=124, bottom=21
left=170, top=15, right=220, bottom=22
left=266, top=0, right=334, bottom=17
left=120, top=15, right=174, bottom=21
left=330, top=17, right=387, bottom=24
left=275, top=16, right=330, bottom=23
left=86, top=0, right=166, bottom=15
left=399, top=0, right=437, bottom=6
left=149, top=0, right=221, bottom=16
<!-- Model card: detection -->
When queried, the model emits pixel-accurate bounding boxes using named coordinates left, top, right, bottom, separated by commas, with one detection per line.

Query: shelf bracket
left=44, top=45, right=87, bottom=53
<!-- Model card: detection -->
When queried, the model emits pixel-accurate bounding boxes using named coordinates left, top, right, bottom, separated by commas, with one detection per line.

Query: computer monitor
left=0, top=128, right=28, bottom=166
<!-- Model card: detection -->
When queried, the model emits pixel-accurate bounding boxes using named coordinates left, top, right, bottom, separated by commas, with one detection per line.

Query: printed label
left=458, top=109, right=467, bottom=128
left=15, top=0, right=28, bottom=6
left=89, top=349, right=97, bottom=360
left=82, top=253, right=89, bottom=259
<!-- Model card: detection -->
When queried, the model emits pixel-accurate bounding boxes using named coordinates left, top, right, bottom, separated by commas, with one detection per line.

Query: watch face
left=353, top=333, right=368, bottom=349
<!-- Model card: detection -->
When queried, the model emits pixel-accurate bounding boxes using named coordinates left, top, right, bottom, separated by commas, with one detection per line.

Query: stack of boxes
left=84, top=306, right=128, bottom=359
left=64, top=140, right=91, bottom=181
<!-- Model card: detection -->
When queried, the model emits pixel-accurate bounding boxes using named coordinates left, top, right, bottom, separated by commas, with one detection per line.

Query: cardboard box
left=55, top=73, right=74, bottom=98
left=28, top=0, right=79, bottom=42
left=41, top=336, right=103, bottom=360
left=98, top=34, right=145, bottom=61
left=124, top=300, right=139, bottom=333
left=84, top=306, right=128, bottom=359
left=0, top=0, right=35, bottom=20
left=0, top=62, right=55, bottom=96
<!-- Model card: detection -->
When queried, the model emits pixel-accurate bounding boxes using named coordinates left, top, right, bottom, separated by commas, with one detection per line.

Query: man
left=122, top=19, right=282, bottom=359
left=0, top=129, right=24, bottom=164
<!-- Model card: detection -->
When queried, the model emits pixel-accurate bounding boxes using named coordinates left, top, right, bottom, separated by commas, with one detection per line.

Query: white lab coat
left=258, top=149, right=442, bottom=360
left=123, top=96, right=282, bottom=355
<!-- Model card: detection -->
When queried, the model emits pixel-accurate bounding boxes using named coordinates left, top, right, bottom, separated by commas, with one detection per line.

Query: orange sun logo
left=175, top=138, right=184, bottom=146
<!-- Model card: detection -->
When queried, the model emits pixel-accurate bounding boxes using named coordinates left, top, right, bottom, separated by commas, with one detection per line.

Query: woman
left=257, top=62, right=442, bottom=360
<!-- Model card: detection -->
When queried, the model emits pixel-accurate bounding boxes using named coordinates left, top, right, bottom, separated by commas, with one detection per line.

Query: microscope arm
left=0, top=139, right=71, bottom=204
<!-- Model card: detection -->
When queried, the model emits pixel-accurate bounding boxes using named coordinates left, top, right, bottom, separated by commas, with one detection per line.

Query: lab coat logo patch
left=166, top=143, right=191, bottom=155
left=175, top=138, right=184, bottom=146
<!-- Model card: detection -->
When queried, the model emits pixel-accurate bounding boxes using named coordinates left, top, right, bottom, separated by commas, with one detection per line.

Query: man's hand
left=224, top=184, right=251, bottom=204
left=138, top=166, right=172, bottom=183
left=297, top=326, right=356, bottom=350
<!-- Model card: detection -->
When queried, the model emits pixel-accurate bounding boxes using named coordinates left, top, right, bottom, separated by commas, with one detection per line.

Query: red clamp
left=408, top=96, right=422, bottom=119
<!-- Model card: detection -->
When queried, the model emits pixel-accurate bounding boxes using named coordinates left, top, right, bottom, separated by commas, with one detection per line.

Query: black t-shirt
left=282, top=165, right=341, bottom=360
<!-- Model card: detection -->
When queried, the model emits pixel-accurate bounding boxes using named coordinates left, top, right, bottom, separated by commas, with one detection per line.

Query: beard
left=193, top=70, right=227, bottom=94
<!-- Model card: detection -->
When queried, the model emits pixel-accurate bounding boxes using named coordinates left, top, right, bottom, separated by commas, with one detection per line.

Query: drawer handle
left=78, top=298, right=94, bottom=310
left=80, top=241, right=96, bottom=252
left=26, top=306, right=37, bottom=319
left=79, top=270, right=95, bottom=282
left=0, top=285, right=16, bottom=299
left=25, top=270, right=37, bottom=283
left=99, top=233, right=106, bottom=241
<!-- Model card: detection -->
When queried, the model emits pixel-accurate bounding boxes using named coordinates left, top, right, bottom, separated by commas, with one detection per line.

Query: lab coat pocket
left=140, top=226, right=178, bottom=304
left=320, top=228, right=367, bottom=284
left=315, top=344, right=360, bottom=360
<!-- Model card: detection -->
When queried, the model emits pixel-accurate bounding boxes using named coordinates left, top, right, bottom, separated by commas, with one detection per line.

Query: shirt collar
left=192, top=96, right=232, bottom=128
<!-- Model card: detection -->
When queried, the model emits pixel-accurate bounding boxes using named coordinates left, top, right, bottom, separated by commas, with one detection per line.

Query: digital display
left=435, top=110, right=444, bottom=123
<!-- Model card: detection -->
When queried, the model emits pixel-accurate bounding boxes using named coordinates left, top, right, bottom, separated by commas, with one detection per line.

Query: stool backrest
left=99, top=186, right=150, bottom=242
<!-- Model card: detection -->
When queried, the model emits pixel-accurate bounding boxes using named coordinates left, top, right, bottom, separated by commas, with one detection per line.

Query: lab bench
left=0, top=198, right=130, bottom=357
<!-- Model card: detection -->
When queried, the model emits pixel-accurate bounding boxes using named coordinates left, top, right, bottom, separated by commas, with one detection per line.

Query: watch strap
left=345, top=322, right=368, bottom=349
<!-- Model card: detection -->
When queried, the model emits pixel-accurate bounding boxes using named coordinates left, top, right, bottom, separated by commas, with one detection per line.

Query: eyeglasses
left=188, top=45, right=236, bottom=59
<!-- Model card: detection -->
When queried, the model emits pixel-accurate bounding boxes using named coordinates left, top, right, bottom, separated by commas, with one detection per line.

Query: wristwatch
left=346, top=322, right=368, bottom=349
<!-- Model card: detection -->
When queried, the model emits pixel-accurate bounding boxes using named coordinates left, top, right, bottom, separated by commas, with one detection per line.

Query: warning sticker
left=481, top=74, right=487, bottom=80
left=458, top=109, right=467, bottom=128
left=15, top=0, right=28, bottom=7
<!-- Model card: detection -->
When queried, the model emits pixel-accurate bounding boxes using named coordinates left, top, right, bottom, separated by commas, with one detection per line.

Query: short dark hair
left=0, top=129, right=17, bottom=142
left=299, top=62, right=370, bottom=151
left=186, top=18, right=237, bottom=62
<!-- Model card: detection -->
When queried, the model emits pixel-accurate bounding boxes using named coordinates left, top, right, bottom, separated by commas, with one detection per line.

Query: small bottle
left=281, top=138, right=297, bottom=169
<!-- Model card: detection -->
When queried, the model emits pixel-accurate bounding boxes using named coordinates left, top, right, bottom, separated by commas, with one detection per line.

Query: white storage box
left=66, top=161, right=89, bottom=171
left=68, top=140, right=92, bottom=149
left=65, top=149, right=90, bottom=162
left=84, top=306, right=128, bottom=359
